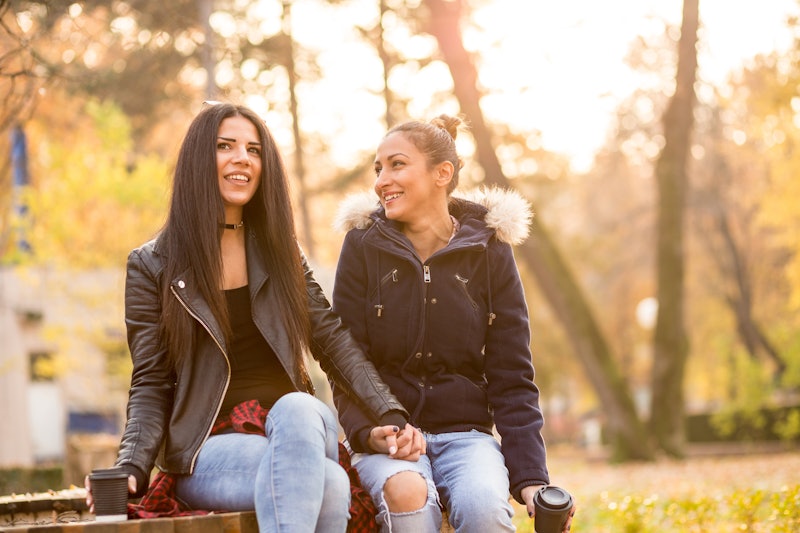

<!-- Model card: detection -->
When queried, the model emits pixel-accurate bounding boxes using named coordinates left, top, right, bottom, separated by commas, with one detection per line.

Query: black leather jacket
left=116, top=232, right=408, bottom=494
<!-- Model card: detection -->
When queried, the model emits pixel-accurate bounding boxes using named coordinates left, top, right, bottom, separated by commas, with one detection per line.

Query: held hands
left=521, top=485, right=576, bottom=533
left=368, top=423, right=426, bottom=461
left=84, top=474, right=137, bottom=513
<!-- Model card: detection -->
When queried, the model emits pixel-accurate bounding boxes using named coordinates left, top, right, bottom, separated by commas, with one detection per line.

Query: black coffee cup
left=533, top=485, right=573, bottom=533
left=89, top=467, right=129, bottom=522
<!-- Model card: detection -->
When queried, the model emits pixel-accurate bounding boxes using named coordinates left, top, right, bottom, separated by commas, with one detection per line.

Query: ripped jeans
left=352, top=430, right=515, bottom=533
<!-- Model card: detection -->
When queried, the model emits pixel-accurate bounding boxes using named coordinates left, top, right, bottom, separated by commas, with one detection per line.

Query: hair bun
left=430, top=114, right=462, bottom=141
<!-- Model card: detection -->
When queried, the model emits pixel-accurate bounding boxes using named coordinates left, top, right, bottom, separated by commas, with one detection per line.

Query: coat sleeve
left=483, top=241, right=550, bottom=503
left=115, top=246, right=175, bottom=497
left=303, top=245, right=408, bottom=437
left=327, top=231, right=388, bottom=452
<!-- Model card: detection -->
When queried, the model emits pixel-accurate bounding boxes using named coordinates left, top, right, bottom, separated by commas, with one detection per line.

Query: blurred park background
left=1, top=0, right=799, bottom=528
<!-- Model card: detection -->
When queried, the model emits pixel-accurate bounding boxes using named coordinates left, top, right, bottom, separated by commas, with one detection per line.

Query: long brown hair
left=158, top=103, right=310, bottom=371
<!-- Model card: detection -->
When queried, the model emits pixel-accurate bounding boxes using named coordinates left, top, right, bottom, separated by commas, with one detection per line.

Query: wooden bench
left=0, top=510, right=258, bottom=532
left=1, top=492, right=455, bottom=532
left=5, top=512, right=455, bottom=532
left=4, top=509, right=454, bottom=532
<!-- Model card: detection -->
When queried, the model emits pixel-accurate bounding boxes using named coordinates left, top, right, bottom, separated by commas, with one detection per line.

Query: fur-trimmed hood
left=333, top=186, right=533, bottom=246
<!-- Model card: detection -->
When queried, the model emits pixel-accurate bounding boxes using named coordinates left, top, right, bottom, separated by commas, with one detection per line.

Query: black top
left=220, top=285, right=296, bottom=414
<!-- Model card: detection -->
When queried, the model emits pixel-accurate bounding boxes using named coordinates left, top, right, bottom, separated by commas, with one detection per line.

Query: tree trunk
left=649, top=0, right=699, bottom=457
left=281, top=2, right=315, bottom=259
left=197, top=0, right=217, bottom=99
left=713, top=204, right=786, bottom=379
left=377, top=0, right=400, bottom=128
left=424, top=0, right=653, bottom=461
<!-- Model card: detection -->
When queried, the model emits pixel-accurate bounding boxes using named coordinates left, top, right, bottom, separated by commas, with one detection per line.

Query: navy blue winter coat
left=331, top=188, right=550, bottom=504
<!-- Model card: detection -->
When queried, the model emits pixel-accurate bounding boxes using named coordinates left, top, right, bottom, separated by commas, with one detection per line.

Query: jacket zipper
left=422, top=265, right=431, bottom=336
left=375, top=268, right=398, bottom=317
left=382, top=268, right=398, bottom=284
left=454, top=274, right=479, bottom=310
left=170, top=286, right=231, bottom=474
left=419, top=264, right=432, bottom=368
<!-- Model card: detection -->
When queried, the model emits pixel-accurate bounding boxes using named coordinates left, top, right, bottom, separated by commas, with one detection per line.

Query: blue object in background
left=67, top=411, right=120, bottom=434
left=10, top=123, right=32, bottom=253
left=11, top=124, right=30, bottom=187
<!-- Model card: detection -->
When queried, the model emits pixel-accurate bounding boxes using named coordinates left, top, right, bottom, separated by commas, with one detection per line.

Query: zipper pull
left=375, top=304, right=384, bottom=317
left=488, top=312, right=496, bottom=326
left=424, top=265, right=431, bottom=283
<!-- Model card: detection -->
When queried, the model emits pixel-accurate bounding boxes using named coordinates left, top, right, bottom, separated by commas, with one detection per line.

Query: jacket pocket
left=454, top=273, right=479, bottom=311
left=422, top=373, right=491, bottom=429
left=368, top=268, right=398, bottom=301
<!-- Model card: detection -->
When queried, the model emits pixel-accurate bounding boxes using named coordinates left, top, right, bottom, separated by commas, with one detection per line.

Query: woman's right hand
left=84, top=474, right=137, bottom=513
left=368, top=423, right=426, bottom=460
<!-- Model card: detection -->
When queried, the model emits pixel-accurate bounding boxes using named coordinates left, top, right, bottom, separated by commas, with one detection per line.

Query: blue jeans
left=175, top=392, right=350, bottom=533
left=353, top=430, right=515, bottom=533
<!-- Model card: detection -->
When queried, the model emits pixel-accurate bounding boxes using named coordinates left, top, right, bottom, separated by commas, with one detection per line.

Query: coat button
left=177, top=280, right=186, bottom=289
left=426, top=352, right=432, bottom=358
left=430, top=298, right=437, bottom=304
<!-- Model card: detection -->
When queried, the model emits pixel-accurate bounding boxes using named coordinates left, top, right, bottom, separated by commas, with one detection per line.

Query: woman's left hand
left=367, top=423, right=426, bottom=460
left=521, top=485, right=576, bottom=532
left=392, top=424, right=426, bottom=461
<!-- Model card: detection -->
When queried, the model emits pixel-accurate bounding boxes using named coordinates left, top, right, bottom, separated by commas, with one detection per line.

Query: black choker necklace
left=220, top=221, right=244, bottom=230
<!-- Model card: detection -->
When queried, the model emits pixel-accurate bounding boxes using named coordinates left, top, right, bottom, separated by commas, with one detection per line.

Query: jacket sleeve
left=302, top=246, right=408, bottom=435
left=484, top=241, right=550, bottom=503
left=327, top=231, right=390, bottom=451
left=115, top=246, right=175, bottom=497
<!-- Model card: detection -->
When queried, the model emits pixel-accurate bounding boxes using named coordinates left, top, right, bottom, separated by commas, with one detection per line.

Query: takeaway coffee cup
left=89, top=467, right=129, bottom=522
left=533, top=485, right=573, bottom=533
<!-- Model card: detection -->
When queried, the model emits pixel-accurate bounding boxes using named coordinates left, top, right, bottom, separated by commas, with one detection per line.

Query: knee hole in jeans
left=383, top=471, right=429, bottom=513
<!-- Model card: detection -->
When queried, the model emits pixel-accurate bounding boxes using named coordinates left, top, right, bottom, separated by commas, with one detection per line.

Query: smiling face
left=373, top=132, right=452, bottom=224
left=216, top=115, right=262, bottom=221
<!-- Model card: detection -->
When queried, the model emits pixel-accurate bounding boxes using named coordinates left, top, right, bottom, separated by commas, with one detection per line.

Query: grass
left=510, top=446, right=800, bottom=532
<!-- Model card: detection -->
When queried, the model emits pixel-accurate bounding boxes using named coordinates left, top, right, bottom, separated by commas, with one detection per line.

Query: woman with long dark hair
left=86, top=102, right=423, bottom=533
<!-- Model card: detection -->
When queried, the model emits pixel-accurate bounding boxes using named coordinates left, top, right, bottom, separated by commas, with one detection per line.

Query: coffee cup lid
left=90, top=467, right=128, bottom=480
left=538, top=486, right=571, bottom=509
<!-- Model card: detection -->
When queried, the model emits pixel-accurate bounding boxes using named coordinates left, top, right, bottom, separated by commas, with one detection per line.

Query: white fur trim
left=333, top=191, right=380, bottom=233
left=454, top=187, right=533, bottom=245
left=333, top=186, right=533, bottom=245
